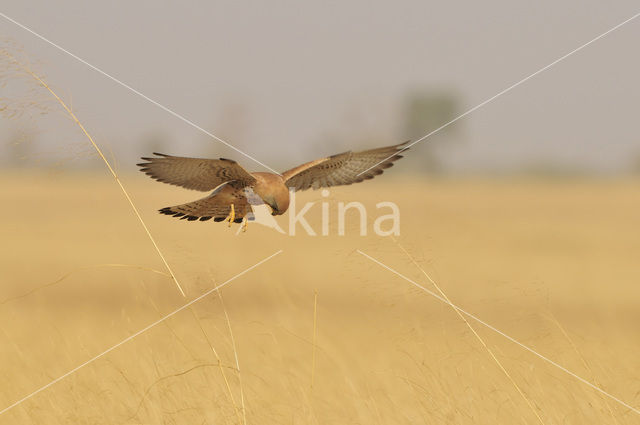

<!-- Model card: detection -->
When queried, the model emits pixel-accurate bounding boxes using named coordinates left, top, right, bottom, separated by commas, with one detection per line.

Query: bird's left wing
left=282, top=142, right=408, bottom=191
left=158, top=183, right=252, bottom=222
left=137, top=153, right=256, bottom=191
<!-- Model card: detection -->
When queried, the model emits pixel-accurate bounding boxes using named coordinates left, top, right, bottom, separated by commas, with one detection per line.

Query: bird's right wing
left=137, top=153, right=256, bottom=191
left=282, top=142, right=408, bottom=191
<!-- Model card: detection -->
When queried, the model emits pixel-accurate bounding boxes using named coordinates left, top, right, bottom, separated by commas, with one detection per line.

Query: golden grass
left=0, top=49, right=186, bottom=297
left=0, top=173, right=639, bottom=424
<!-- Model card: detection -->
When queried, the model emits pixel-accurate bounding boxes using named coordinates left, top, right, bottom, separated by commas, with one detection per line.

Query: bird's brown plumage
left=137, top=153, right=256, bottom=191
left=157, top=182, right=251, bottom=222
left=138, top=142, right=408, bottom=223
left=281, top=142, right=407, bottom=191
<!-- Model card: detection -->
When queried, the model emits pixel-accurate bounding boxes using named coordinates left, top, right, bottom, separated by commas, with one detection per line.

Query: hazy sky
left=1, top=1, right=639, bottom=172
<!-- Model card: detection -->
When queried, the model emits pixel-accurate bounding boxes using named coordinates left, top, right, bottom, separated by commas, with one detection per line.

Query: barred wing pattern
left=137, top=153, right=256, bottom=191
left=282, top=142, right=408, bottom=191
left=158, top=183, right=252, bottom=222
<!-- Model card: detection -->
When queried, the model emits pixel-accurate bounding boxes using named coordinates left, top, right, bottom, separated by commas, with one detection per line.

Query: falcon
left=137, top=142, right=408, bottom=231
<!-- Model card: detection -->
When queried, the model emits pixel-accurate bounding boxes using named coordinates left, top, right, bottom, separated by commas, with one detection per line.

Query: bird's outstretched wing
left=137, top=153, right=256, bottom=191
left=158, top=183, right=252, bottom=222
left=282, top=142, right=408, bottom=191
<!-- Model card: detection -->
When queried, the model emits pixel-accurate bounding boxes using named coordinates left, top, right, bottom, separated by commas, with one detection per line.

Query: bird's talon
left=241, top=216, right=248, bottom=232
left=226, top=204, right=235, bottom=227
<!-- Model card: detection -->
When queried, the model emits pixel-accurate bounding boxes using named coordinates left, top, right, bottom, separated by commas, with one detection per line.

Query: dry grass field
left=0, top=171, right=638, bottom=424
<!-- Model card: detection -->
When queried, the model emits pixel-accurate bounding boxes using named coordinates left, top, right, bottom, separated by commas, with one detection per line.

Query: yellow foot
left=226, top=203, right=235, bottom=227
left=241, top=216, right=248, bottom=232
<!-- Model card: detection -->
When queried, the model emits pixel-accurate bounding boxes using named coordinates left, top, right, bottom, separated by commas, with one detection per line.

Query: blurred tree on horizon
left=4, top=127, right=37, bottom=167
left=403, top=91, right=461, bottom=174
left=631, top=150, right=640, bottom=175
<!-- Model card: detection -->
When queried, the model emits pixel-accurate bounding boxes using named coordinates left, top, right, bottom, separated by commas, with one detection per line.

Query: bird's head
left=263, top=192, right=289, bottom=216
left=251, top=172, right=290, bottom=216
left=264, top=198, right=281, bottom=216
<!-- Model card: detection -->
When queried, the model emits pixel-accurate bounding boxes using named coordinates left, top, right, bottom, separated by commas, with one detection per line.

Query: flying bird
left=137, top=142, right=408, bottom=231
